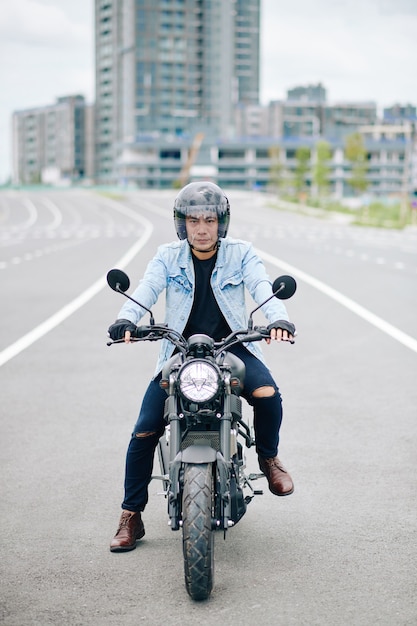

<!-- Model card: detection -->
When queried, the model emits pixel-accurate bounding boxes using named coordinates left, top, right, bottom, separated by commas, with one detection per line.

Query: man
left=108, top=181, right=296, bottom=552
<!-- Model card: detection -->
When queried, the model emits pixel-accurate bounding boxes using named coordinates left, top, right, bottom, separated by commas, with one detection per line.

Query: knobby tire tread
left=182, top=463, right=214, bottom=601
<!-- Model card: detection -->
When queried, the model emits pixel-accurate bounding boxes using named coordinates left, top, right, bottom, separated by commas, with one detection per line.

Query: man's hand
left=266, top=320, right=296, bottom=344
left=108, top=319, right=137, bottom=343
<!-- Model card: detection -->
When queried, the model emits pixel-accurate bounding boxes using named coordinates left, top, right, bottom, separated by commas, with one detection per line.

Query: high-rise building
left=233, top=0, right=260, bottom=105
left=94, top=0, right=260, bottom=183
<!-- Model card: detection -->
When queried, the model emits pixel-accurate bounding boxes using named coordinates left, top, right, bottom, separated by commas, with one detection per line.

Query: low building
left=11, top=91, right=415, bottom=199
left=12, top=95, right=94, bottom=185
left=114, top=130, right=415, bottom=199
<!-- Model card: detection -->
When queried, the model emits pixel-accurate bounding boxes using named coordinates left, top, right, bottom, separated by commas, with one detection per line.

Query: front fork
left=165, top=375, right=238, bottom=531
left=164, top=381, right=182, bottom=530
left=217, top=381, right=234, bottom=529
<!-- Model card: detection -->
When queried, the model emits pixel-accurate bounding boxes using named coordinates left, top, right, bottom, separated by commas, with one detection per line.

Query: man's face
left=185, top=213, right=218, bottom=252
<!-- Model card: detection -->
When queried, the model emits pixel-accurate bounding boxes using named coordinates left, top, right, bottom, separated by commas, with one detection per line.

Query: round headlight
left=178, top=360, right=219, bottom=402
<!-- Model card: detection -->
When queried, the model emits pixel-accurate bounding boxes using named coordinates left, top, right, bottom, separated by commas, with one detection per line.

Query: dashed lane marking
left=0, top=227, right=144, bottom=269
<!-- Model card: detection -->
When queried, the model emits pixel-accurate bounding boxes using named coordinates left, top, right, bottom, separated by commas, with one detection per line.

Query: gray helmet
left=173, top=181, right=230, bottom=240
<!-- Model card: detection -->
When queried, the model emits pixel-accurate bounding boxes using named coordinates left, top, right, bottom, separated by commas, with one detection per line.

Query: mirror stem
left=247, top=284, right=284, bottom=330
left=116, top=287, right=155, bottom=325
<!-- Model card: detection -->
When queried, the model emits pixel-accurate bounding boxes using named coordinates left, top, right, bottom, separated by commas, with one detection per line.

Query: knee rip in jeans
left=134, top=431, right=157, bottom=438
left=252, top=385, right=277, bottom=399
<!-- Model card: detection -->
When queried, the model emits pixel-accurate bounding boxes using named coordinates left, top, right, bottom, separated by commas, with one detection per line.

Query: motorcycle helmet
left=173, top=181, right=230, bottom=241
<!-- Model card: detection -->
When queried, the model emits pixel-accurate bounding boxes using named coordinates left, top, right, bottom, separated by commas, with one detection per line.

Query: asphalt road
left=1, top=188, right=416, bottom=625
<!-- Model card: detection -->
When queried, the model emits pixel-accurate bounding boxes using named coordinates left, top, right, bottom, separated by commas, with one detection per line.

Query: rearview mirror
left=272, top=275, right=297, bottom=300
left=107, top=269, right=130, bottom=293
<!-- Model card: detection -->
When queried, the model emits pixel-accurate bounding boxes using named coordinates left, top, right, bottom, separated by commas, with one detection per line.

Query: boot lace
left=118, top=512, right=134, bottom=530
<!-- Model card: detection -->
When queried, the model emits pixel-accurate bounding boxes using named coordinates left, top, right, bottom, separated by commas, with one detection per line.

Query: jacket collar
left=216, top=238, right=226, bottom=267
left=178, top=238, right=227, bottom=269
left=178, top=239, right=192, bottom=268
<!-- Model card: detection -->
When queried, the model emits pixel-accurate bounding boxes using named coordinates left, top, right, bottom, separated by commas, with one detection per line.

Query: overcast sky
left=0, top=0, right=416, bottom=183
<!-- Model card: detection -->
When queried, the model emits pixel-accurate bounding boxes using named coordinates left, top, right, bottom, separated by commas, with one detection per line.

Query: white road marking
left=20, top=198, right=38, bottom=229
left=2, top=193, right=415, bottom=367
left=41, top=197, right=64, bottom=230
left=0, top=199, right=154, bottom=368
left=257, top=249, right=417, bottom=354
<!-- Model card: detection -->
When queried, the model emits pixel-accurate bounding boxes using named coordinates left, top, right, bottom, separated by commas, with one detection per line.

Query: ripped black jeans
left=122, top=345, right=283, bottom=512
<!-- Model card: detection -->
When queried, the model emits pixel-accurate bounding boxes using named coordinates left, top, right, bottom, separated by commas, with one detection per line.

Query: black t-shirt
left=183, top=252, right=232, bottom=341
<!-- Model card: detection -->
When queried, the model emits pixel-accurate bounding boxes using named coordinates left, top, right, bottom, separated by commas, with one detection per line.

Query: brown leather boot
left=110, top=511, right=145, bottom=552
left=258, top=456, right=294, bottom=496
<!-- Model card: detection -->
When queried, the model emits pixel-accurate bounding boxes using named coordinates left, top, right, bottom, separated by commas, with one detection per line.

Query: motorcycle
left=107, top=268, right=296, bottom=601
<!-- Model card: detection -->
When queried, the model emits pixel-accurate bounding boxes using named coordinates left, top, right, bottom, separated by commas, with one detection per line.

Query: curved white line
left=20, top=198, right=38, bottom=229
left=0, top=198, right=153, bottom=367
left=42, top=197, right=64, bottom=230
left=257, top=249, right=417, bottom=354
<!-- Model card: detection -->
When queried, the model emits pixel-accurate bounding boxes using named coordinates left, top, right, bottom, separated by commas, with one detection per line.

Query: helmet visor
left=175, top=205, right=227, bottom=222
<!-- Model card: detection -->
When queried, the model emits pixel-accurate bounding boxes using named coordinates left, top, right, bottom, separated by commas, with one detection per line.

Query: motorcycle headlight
left=178, top=360, right=219, bottom=402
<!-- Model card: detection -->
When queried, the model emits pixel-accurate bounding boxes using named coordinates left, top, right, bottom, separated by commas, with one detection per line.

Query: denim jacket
left=118, top=237, right=290, bottom=376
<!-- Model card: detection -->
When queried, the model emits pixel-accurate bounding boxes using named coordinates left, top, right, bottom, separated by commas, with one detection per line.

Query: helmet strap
left=188, top=239, right=219, bottom=254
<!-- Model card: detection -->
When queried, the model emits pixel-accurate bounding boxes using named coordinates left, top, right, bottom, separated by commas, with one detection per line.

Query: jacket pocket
left=167, top=272, right=192, bottom=293
left=219, top=270, right=243, bottom=290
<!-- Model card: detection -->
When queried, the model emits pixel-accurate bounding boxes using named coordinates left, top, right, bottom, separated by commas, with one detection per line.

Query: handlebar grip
left=253, top=326, right=270, bottom=338
left=132, top=325, right=155, bottom=339
left=254, top=325, right=295, bottom=343
left=107, top=325, right=162, bottom=345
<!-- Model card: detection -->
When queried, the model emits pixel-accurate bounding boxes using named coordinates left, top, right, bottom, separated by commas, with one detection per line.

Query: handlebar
left=213, top=325, right=293, bottom=356
left=107, top=324, right=187, bottom=349
left=107, top=324, right=294, bottom=348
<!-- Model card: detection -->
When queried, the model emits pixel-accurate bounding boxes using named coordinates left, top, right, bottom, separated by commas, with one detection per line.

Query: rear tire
left=182, top=463, right=214, bottom=601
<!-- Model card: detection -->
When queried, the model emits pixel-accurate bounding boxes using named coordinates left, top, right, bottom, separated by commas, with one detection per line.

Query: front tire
left=182, top=463, right=214, bottom=601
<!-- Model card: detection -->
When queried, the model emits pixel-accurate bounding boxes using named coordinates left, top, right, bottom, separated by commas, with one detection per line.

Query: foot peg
left=248, top=472, right=264, bottom=480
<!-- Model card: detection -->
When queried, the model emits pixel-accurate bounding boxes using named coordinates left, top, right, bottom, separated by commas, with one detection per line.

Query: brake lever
left=106, top=338, right=143, bottom=346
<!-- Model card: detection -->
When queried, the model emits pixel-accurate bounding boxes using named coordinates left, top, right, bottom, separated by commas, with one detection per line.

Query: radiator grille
left=181, top=432, right=220, bottom=451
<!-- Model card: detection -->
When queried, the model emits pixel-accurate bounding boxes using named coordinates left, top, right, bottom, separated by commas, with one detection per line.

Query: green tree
left=293, top=146, right=311, bottom=199
left=268, top=145, right=282, bottom=192
left=29, top=171, right=42, bottom=185
left=313, top=140, right=331, bottom=197
left=345, top=132, right=368, bottom=194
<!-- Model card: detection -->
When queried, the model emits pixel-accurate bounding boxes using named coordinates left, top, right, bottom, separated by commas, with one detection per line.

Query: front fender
left=181, top=444, right=217, bottom=464
left=168, top=447, right=217, bottom=529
